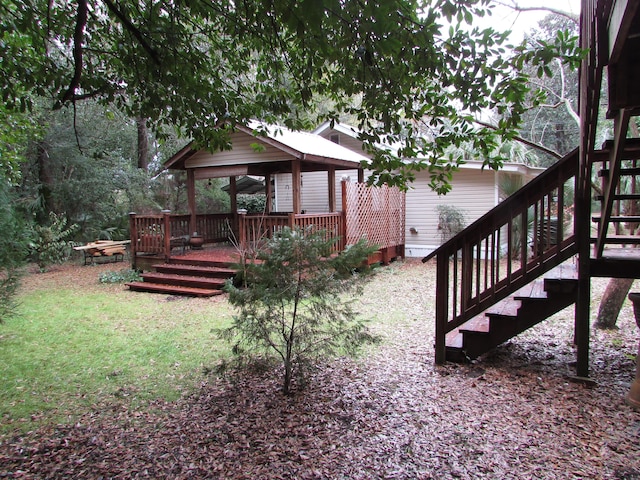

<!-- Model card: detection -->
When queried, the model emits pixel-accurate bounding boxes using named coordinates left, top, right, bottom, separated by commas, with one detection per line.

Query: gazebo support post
left=292, top=160, right=302, bottom=214
left=187, top=169, right=196, bottom=235
left=229, top=175, right=238, bottom=241
left=229, top=176, right=238, bottom=213
left=328, top=166, right=336, bottom=212
left=265, top=173, right=272, bottom=213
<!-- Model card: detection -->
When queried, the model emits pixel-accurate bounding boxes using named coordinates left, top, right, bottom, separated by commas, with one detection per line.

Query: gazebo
left=128, top=122, right=405, bottom=270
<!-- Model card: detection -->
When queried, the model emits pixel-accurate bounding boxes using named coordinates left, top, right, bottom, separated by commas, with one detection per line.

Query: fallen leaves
left=1, top=260, right=640, bottom=479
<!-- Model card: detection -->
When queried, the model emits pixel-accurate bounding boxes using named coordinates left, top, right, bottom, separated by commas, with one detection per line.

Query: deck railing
left=129, top=211, right=346, bottom=259
left=422, top=150, right=580, bottom=364
left=237, top=212, right=345, bottom=253
left=129, top=212, right=233, bottom=259
left=130, top=181, right=403, bottom=263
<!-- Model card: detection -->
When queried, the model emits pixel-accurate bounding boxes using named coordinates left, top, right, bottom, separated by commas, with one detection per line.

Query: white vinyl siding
left=186, top=131, right=293, bottom=168
left=274, top=169, right=362, bottom=213
left=405, top=169, right=497, bottom=248
left=301, top=172, right=329, bottom=212
left=273, top=174, right=293, bottom=212
left=316, top=130, right=366, bottom=156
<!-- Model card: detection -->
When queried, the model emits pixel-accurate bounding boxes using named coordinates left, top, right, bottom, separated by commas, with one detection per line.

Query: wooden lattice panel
left=343, top=182, right=405, bottom=249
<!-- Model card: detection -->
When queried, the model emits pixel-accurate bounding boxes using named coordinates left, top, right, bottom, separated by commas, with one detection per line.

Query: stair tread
left=597, top=247, right=640, bottom=259
left=591, top=234, right=640, bottom=244
left=126, top=281, right=223, bottom=297
left=154, top=263, right=235, bottom=274
left=141, top=272, right=226, bottom=284
left=446, top=329, right=463, bottom=349
left=459, top=315, right=490, bottom=334
left=513, top=280, right=546, bottom=300
left=544, top=263, right=578, bottom=280
left=592, top=215, right=640, bottom=222
left=595, top=193, right=640, bottom=201
left=598, top=166, right=640, bottom=176
left=486, top=297, right=521, bottom=316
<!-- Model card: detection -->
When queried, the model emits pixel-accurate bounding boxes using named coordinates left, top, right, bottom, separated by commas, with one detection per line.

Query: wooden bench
left=74, top=240, right=130, bottom=265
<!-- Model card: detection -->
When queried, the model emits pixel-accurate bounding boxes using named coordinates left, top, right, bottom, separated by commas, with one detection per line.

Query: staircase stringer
left=423, top=150, right=579, bottom=365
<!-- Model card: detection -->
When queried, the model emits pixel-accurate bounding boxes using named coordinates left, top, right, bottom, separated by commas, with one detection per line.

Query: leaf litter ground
left=1, top=259, right=639, bottom=479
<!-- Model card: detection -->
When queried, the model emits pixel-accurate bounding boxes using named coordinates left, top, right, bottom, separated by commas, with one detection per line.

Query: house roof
left=164, top=121, right=370, bottom=177
left=246, top=121, right=368, bottom=164
left=221, top=175, right=265, bottom=194
left=314, top=121, right=545, bottom=176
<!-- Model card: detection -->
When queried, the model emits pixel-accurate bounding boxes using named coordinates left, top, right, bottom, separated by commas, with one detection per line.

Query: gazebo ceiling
left=164, top=122, right=368, bottom=178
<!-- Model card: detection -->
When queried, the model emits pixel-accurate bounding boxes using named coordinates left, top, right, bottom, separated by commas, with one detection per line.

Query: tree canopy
left=0, top=0, right=583, bottom=191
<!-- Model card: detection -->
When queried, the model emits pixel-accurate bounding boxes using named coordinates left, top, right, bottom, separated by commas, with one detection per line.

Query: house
left=271, top=121, right=543, bottom=258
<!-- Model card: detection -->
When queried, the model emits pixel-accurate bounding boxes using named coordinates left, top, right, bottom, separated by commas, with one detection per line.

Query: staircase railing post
left=162, top=210, right=171, bottom=260
left=237, top=210, right=247, bottom=251
left=626, top=293, right=640, bottom=409
left=434, top=252, right=449, bottom=365
left=129, top=212, right=137, bottom=269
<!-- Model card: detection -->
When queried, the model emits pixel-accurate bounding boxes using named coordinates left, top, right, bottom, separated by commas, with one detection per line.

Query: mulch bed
left=1, top=260, right=639, bottom=479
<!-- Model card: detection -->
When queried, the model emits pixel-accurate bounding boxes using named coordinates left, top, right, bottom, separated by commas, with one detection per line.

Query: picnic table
left=74, top=240, right=130, bottom=265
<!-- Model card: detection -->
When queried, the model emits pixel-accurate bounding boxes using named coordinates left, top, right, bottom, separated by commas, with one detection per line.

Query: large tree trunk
left=136, top=117, right=149, bottom=171
left=595, top=278, right=635, bottom=329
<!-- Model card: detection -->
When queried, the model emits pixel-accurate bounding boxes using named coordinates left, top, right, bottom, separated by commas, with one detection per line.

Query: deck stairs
left=424, top=149, right=581, bottom=364
left=589, top=138, right=640, bottom=278
left=126, top=257, right=236, bottom=297
left=445, top=264, right=578, bottom=362
left=427, top=140, right=640, bottom=364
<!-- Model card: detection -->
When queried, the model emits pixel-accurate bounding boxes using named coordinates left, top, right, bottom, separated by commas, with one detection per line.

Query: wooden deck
left=132, top=243, right=242, bottom=271
left=170, top=244, right=242, bottom=264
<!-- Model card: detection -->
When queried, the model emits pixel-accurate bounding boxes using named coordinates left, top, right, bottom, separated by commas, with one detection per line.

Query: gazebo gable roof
left=164, top=122, right=369, bottom=176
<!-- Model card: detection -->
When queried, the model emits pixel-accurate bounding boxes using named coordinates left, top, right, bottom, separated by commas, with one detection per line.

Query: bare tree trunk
left=36, top=140, right=55, bottom=220
left=595, top=278, right=634, bottom=329
left=136, top=117, right=149, bottom=171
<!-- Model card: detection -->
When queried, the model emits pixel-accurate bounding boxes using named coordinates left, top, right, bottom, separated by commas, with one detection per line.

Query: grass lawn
left=0, top=263, right=235, bottom=432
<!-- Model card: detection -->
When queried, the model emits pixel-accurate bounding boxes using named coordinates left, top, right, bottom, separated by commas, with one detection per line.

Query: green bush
left=436, top=204, right=467, bottom=243
left=29, top=212, right=79, bottom=272
left=99, top=268, right=142, bottom=284
left=237, top=194, right=266, bottom=214
left=223, top=227, right=378, bottom=395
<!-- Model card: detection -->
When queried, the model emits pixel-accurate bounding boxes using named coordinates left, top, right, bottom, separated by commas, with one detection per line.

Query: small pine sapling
left=223, top=227, right=378, bottom=395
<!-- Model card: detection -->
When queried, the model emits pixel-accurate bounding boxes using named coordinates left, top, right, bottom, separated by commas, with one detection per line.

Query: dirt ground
left=1, top=259, right=639, bottom=479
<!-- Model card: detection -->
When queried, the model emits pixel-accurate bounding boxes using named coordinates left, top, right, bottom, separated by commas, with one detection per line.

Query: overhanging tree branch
left=60, top=0, right=88, bottom=104
left=474, top=119, right=562, bottom=159
left=103, top=0, right=161, bottom=66
left=494, top=1, right=579, bottom=24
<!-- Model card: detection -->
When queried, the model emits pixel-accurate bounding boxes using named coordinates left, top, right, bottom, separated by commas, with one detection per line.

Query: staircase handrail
left=423, top=149, right=579, bottom=364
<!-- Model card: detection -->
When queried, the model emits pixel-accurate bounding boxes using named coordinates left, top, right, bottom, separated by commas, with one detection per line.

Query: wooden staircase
left=126, top=258, right=236, bottom=297
left=446, top=264, right=578, bottom=362
left=589, top=138, right=640, bottom=278
left=426, top=137, right=640, bottom=365
left=423, top=150, right=580, bottom=365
